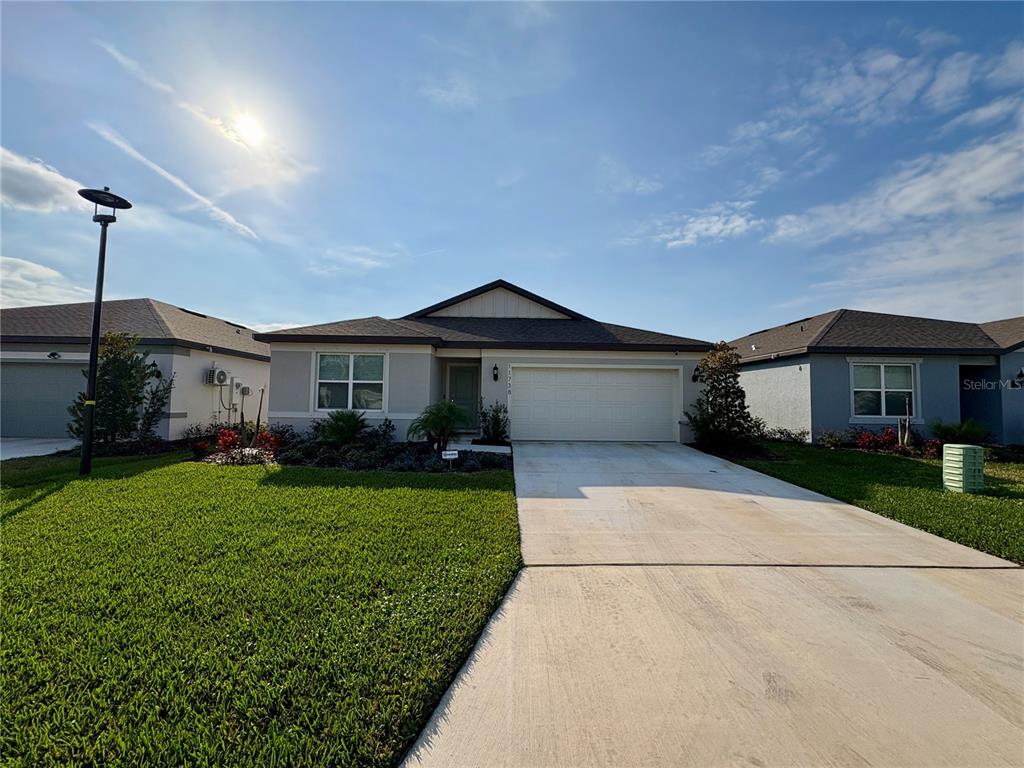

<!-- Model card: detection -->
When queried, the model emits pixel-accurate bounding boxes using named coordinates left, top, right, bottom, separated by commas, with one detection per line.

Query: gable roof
left=1, top=299, right=270, bottom=361
left=404, top=279, right=590, bottom=321
left=731, top=309, right=1024, bottom=364
left=255, top=281, right=710, bottom=351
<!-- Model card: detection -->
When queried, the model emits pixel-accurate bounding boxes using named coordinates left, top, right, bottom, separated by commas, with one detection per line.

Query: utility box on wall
left=942, top=444, right=985, bottom=493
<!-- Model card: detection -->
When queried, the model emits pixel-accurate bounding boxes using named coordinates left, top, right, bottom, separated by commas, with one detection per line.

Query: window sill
left=849, top=416, right=923, bottom=425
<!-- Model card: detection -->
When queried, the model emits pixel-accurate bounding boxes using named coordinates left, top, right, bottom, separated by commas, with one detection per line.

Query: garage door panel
left=511, top=367, right=677, bottom=442
left=1, top=362, right=86, bottom=437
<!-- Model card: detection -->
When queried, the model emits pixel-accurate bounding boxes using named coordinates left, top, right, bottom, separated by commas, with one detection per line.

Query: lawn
left=738, top=443, right=1024, bottom=564
left=1, top=455, right=521, bottom=767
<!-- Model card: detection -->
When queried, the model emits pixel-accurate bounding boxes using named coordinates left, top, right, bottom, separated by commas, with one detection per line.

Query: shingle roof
left=404, top=279, right=589, bottom=320
left=1, top=299, right=270, bottom=361
left=256, top=291, right=710, bottom=352
left=731, top=309, right=1024, bottom=363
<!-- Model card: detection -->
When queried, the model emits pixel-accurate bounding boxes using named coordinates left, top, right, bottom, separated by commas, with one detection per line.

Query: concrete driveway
left=0, top=437, right=79, bottom=460
left=404, top=442, right=1023, bottom=768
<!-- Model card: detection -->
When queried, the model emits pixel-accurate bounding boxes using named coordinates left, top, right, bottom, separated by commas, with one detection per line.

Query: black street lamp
left=77, top=187, right=132, bottom=476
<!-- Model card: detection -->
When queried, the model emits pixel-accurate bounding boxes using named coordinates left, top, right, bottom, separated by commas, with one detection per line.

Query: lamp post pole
left=77, top=187, right=132, bottom=476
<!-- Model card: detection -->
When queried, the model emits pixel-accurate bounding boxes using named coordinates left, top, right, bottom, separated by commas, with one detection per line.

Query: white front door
left=510, top=367, right=678, bottom=441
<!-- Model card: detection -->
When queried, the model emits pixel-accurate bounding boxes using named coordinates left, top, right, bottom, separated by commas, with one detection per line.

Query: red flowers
left=216, top=428, right=242, bottom=452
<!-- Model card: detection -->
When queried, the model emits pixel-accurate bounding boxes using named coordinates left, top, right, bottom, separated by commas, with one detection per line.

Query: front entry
left=447, top=364, right=480, bottom=431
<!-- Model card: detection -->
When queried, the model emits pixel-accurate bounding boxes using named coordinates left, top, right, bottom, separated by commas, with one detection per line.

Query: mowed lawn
left=739, top=444, right=1024, bottom=564
left=1, top=455, right=521, bottom=767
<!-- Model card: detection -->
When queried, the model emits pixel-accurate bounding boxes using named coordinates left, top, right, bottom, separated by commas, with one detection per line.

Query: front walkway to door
left=403, top=442, right=1022, bottom=767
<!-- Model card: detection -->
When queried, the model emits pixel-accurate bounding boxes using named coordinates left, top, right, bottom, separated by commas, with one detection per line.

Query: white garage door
left=510, top=367, right=678, bottom=441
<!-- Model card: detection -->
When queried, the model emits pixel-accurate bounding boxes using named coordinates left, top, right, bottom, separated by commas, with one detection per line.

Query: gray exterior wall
left=267, top=347, right=434, bottom=438
left=999, top=350, right=1024, bottom=444
left=738, top=356, right=812, bottom=438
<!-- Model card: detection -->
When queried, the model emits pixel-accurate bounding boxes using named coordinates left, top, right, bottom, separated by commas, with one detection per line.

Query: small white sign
left=441, top=450, right=459, bottom=460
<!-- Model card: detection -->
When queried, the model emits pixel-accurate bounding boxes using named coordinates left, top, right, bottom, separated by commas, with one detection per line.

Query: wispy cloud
left=0, top=256, right=92, bottom=308
left=94, top=40, right=315, bottom=190
left=88, top=122, right=259, bottom=240
left=772, top=129, right=1023, bottom=245
left=625, top=201, right=765, bottom=249
left=511, top=2, right=554, bottom=29
left=913, top=28, right=960, bottom=50
left=306, top=244, right=407, bottom=276
left=0, top=147, right=89, bottom=213
left=923, top=52, right=979, bottom=111
left=597, top=155, right=663, bottom=196
left=941, top=95, right=1022, bottom=134
left=986, top=41, right=1024, bottom=88
left=420, top=73, right=479, bottom=110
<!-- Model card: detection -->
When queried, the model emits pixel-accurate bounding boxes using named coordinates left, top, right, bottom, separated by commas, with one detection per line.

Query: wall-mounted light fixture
left=47, top=351, right=61, bottom=360
left=691, top=365, right=702, bottom=383
left=492, top=364, right=500, bottom=381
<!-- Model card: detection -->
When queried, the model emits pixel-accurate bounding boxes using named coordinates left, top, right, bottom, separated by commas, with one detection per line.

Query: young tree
left=685, top=341, right=757, bottom=451
left=67, top=332, right=174, bottom=444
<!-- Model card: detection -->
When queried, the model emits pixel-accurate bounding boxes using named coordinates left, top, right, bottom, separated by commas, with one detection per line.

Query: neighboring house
left=730, top=309, right=1024, bottom=444
left=0, top=299, right=270, bottom=439
left=254, top=280, right=712, bottom=442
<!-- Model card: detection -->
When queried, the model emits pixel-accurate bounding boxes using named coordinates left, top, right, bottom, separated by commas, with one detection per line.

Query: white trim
left=497, top=349, right=703, bottom=360
left=507, top=362, right=685, bottom=370
left=269, top=410, right=421, bottom=420
left=272, top=343, right=434, bottom=354
left=847, top=359, right=922, bottom=423
left=434, top=349, right=482, bottom=358
left=0, top=351, right=90, bottom=362
left=313, top=351, right=387, bottom=413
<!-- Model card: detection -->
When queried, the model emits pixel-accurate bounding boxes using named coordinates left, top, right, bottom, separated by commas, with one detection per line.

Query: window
left=317, top=353, right=384, bottom=411
left=851, top=363, right=915, bottom=417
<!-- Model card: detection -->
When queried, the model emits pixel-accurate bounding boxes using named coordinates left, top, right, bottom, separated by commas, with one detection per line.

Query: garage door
left=510, top=367, right=678, bottom=441
left=1, top=362, right=86, bottom=437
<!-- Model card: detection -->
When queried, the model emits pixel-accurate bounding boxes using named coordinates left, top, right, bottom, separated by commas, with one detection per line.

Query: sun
left=231, top=112, right=266, bottom=148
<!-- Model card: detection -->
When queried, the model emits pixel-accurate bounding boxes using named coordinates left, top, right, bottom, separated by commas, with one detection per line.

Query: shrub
left=685, top=342, right=757, bottom=452
left=478, top=401, right=510, bottom=444
left=202, top=447, right=275, bottom=465
left=254, top=431, right=283, bottom=456
left=763, top=426, right=809, bottom=444
left=817, top=429, right=848, bottom=449
left=67, top=332, right=175, bottom=444
left=190, top=440, right=210, bottom=459
left=928, top=418, right=991, bottom=444
left=360, top=418, right=396, bottom=448
left=216, top=428, right=242, bottom=452
left=407, top=400, right=466, bottom=452
left=317, top=410, right=368, bottom=446
left=921, top=439, right=943, bottom=459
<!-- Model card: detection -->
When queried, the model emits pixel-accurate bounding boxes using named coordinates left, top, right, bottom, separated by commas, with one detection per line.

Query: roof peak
left=403, top=279, right=590, bottom=321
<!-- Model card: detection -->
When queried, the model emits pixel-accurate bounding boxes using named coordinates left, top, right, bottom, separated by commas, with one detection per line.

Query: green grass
left=1, top=457, right=521, bottom=767
left=738, top=443, right=1024, bottom=564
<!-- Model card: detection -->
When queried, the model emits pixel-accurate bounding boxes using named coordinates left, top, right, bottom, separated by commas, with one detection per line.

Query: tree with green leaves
left=685, top=341, right=757, bottom=451
left=67, top=332, right=175, bottom=445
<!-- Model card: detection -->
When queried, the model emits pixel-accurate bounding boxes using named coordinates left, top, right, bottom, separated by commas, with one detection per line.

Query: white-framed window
left=850, top=362, right=916, bottom=418
left=316, top=353, right=385, bottom=411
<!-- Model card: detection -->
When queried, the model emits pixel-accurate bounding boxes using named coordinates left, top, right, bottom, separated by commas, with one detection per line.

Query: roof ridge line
left=143, top=299, right=176, bottom=338
left=806, top=308, right=846, bottom=348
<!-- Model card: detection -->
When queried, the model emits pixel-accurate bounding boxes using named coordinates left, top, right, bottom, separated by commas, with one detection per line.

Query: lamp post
left=77, top=187, right=132, bottom=476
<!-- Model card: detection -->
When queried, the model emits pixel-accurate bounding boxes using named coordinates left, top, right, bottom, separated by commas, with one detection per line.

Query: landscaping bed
left=738, top=443, right=1024, bottom=564
left=1, top=456, right=521, bottom=766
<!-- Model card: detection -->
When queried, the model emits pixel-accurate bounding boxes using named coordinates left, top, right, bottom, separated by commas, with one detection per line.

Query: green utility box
left=942, top=444, right=985, bottom=493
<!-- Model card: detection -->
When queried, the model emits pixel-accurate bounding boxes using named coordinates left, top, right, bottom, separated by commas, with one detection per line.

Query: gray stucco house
left=255, top=280, right=712, bottom=442
left=731, top=309, right=1024, bottom=444
left=0, top=299, right=270, bottom=439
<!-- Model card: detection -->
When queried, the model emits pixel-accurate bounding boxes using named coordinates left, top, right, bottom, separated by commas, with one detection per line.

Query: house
left=254, top=280, right=712, bottom=442
left=0, top=299, right=270, bottom=439
left=730, top=309, right=1024, bottom=444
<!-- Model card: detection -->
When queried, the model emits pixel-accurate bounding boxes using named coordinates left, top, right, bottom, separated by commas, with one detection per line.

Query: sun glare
left=232, top=112, right=266, bottom=148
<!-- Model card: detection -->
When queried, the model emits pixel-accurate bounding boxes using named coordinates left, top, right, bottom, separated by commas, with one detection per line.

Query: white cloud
left=89, top=122, right=259, bottom=240
left=941, top=95, right=1023, bottom=133
left=597, top=156, right=663, bottom=196
left=627, top=201, right=765, bottom=249
left=913, top=28, right=960, bottom=50
left=986, top=41, right=1024, bottom=88
left=738, top=165, right=783, bottom=198
left=772, top=129, right=1024, bottom=244
left=512, top=2, right=553, bottom=28
left=924, top=52, right=979, bottom=111
left=0, top=147, right=89, bottom=213
left=94, top=40, right=174, bottom=95
left=0, top=257, right=92, bottom=308
left=306, top=245, right=406, bottom=275
left=420, top=73, right=479, bottom=110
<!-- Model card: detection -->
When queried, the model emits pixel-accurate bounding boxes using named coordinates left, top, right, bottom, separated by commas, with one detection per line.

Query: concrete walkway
left=403, top=442, right=1023, bottom=767
left=0, top=437, right=79, bottom=460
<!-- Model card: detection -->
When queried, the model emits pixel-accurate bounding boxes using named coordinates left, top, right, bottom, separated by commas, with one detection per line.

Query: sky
left=1, top=2, right=1022, bottom=342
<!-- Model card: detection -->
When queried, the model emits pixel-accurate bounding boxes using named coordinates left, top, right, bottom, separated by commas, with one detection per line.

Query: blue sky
left=1, top=2, right=1021, bottom=341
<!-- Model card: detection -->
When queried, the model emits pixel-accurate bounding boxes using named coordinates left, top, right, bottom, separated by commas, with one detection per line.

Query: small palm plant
left=407, top=400, right=466, bottom=452
left=319, top=410, right=367, bottom=446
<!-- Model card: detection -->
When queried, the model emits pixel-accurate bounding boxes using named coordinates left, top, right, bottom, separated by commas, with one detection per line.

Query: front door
left=448, top=364, right=480, bottom=431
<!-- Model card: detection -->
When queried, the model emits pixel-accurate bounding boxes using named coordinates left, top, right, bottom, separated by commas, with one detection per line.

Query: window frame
left=314, top=352, right=387, bottom=413
left=847, top=358, right=922, bottom=424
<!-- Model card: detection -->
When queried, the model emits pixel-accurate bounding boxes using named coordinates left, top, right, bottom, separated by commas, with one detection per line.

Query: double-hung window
left=851, top=363, right=915, bottom=418
left=317, top=353, right=385, bottom=411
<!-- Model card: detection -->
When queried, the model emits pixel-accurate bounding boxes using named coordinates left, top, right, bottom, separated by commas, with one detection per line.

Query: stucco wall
left=738, top=356, right=812, bottom=438
left=266, top=345, right=434, bottom=438
left=166, top=349, right=270, bottom=438
left=999, top=350, right=1024, bottom=444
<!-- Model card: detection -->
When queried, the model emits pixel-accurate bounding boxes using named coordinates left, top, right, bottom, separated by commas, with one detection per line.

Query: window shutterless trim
left=313, top=352, right=386, bottom=413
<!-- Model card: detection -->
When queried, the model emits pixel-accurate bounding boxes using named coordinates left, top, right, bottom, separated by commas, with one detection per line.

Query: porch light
left=492, top=364, right=500, bottom=382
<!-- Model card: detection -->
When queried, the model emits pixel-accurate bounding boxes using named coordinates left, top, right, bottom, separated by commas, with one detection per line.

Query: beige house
left=255, top=280, right=711, bottom=442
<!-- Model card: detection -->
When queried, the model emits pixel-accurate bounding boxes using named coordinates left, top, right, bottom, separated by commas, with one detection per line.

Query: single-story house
left=254, top=280, right=712, bottom=442
left=0, top=299, right=270, bottom=439
left=730, top=309, right=1024, bottom=444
